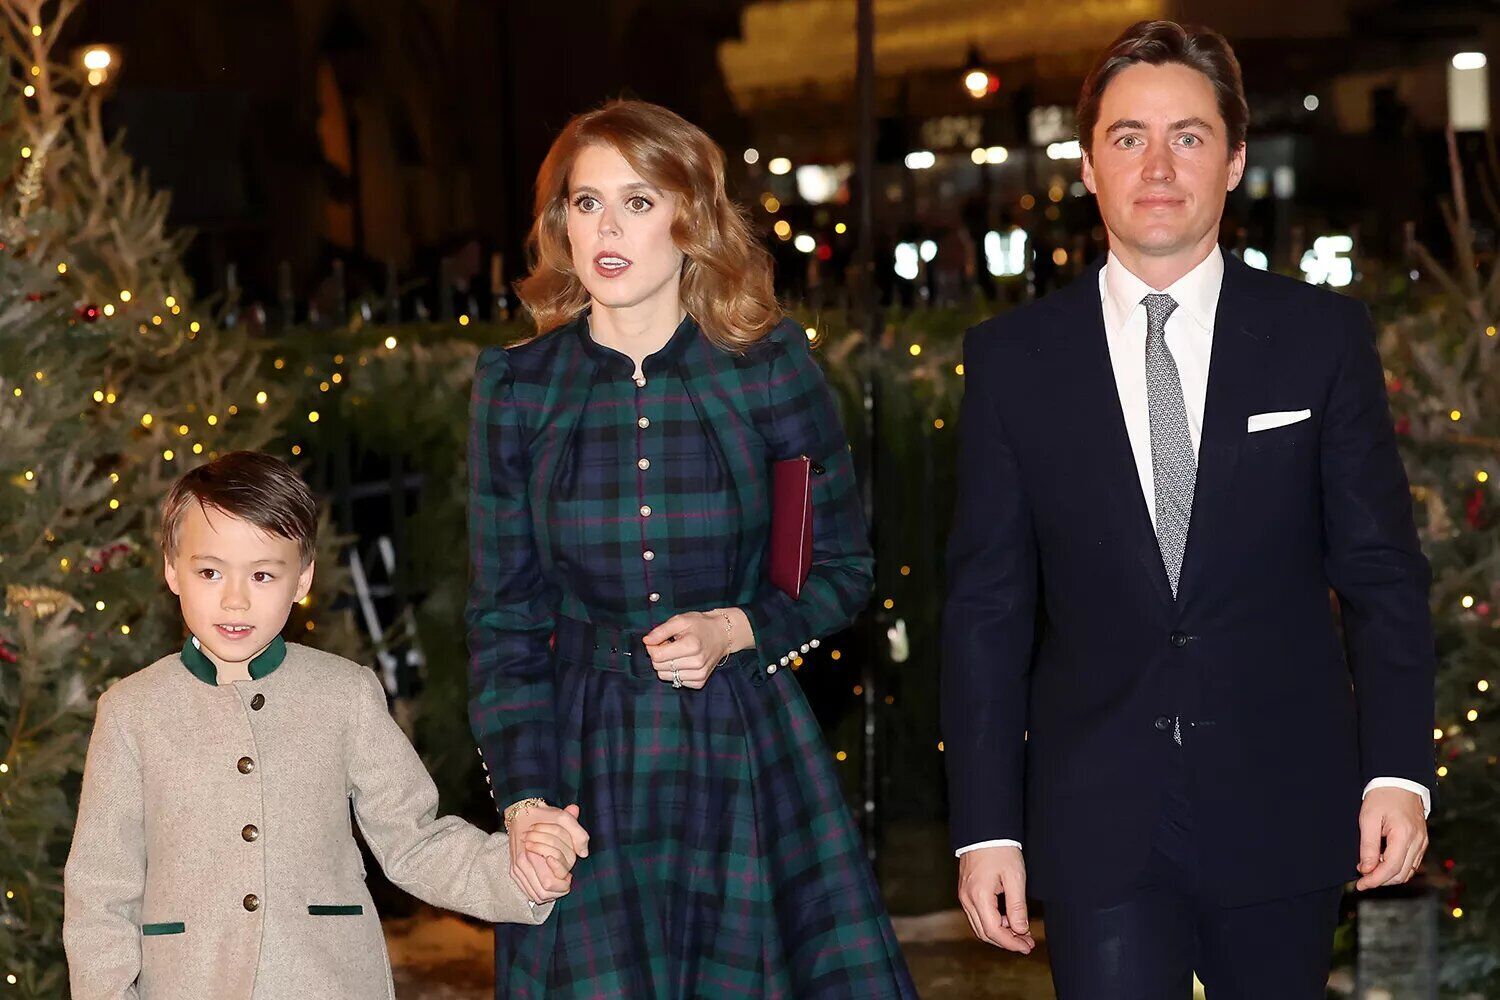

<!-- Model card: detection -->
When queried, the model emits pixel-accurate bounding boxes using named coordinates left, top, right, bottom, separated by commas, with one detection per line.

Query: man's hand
left=508, top=803, right=589, bottom=903
left=1355, top=787, right=1427, bottom=891
left=957, top=845, right=1035, bottom=954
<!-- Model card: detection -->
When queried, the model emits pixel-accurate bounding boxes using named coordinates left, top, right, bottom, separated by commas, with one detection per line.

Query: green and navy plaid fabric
left=466, top=314, right=913, bottom=997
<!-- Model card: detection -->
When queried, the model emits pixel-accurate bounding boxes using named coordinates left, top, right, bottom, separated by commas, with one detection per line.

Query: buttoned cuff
left=763, top=637, right=818, bottom=675
left=1364, top=777, right=1431, bottom=818
left=954, top=839, right=1023, bottom=858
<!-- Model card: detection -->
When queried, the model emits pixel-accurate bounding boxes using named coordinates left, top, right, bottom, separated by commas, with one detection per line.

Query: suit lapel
left=1053, top=260, right=1177, bottom=610
left=1176, top=253, right=1273, bottom=603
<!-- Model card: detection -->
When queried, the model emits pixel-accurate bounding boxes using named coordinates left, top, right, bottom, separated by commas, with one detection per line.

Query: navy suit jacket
left=941, top=251, right=1435, bottom=907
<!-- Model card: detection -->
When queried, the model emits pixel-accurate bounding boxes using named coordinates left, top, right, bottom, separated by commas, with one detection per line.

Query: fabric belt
left=552, top=616, right=658, bottom=678
left=552, top=615, right=764, bottom=686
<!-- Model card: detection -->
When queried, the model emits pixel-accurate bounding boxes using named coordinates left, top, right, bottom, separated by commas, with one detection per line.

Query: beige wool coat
left=63, top=639, right=550, bottom=1000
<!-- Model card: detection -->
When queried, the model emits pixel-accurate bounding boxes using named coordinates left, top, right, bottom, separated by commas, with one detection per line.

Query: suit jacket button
left=242, top=824, right=259, bottom=842
left=1169, top=632, right=1189, bottom=647
left=237, top=756, right=255, bottom=774
left=250, top=693, right=265, bottom=711
left=243, top=894, right=260, bottom=912
left=1154, top=716, right=1172, bottom=731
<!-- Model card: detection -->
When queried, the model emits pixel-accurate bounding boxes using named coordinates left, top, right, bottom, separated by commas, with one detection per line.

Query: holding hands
left=506, top=802, right=590, bottom=904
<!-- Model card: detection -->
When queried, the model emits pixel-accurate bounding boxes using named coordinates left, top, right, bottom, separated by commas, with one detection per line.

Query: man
left=942, top=20, right=1435, bottom=998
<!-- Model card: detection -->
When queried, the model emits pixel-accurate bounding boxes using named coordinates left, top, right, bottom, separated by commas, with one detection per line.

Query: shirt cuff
left=954, top=839, right=1023, bottom=858
left=1364, top=777, right=1431, bottom=818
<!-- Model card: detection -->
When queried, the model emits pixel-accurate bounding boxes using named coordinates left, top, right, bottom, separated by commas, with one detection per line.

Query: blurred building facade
left=77, top=0, right=751, bottom=309
left=57, top=0, right=1498, bottom=308
left=719, top=0, right=1498, bottom=302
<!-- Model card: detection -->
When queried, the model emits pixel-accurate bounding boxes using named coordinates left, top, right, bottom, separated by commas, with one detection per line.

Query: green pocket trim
left=307, top=904, right=363, bottom=916
left=142, top=922, right=185, bottom=936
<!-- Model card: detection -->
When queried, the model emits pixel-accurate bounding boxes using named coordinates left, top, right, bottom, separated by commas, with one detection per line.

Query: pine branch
left=1407, top=219, right=1478, bottom=318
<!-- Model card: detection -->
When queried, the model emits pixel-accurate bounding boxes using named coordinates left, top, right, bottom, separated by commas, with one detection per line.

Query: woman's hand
left=507, top=803, right=589, bottom=903
left=643, top=608, right=753, bottom=690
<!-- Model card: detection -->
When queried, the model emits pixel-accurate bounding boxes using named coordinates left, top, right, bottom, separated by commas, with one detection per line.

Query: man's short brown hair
left=1077, top=20, right=1248, bottom=158
left=160, top=451, right=319, bottom=565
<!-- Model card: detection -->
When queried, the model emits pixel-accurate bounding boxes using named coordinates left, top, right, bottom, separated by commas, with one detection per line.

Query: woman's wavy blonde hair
left=515, top=99, right=781, bottom=352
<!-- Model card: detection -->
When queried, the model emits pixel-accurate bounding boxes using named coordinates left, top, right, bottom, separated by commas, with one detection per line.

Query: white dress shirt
left=955, top=246, right=1429, bottom=858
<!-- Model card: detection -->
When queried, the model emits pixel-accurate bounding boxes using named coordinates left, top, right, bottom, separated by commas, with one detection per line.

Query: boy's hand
left=509, top=803, right=588, bottom=903
left=524, top=822, right=580, bottom=879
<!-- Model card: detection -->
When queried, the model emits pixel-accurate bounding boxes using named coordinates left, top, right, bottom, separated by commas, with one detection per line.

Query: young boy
left=63, top=451, right=585, bottom=999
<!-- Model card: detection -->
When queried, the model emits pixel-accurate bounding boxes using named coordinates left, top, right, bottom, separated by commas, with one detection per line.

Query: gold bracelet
left=503, top=796, right=547, bottom=831
left=718, top=611, right=734, bottom=666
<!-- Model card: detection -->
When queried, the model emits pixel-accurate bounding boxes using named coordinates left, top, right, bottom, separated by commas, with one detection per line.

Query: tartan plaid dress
left=466, top=313, right=916, bottom=998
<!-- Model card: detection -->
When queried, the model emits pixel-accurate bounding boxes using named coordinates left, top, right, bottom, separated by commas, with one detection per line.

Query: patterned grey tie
left=1143, top=293, right=1195, bottom=598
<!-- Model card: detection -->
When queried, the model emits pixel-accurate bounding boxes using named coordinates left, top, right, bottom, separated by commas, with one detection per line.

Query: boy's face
left=164, top=502, right=314, bottom=669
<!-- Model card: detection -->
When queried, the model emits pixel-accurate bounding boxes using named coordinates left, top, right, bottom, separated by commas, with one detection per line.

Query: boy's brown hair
left=160, top=451, right=319, bottom=566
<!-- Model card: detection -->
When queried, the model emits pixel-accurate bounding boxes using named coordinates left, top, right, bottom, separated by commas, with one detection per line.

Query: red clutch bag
left=770, top=456, right=815, bottom=599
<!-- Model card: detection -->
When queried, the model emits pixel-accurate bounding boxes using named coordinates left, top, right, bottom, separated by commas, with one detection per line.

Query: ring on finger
left=672, top=667, right=683, bottom=689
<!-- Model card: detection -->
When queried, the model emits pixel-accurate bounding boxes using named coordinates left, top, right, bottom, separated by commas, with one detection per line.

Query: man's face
left=1082, top=61, right=1245, bottom=259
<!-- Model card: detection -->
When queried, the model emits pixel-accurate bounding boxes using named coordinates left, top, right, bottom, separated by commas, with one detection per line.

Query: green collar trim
left=180, top=634, right=287, bottom=686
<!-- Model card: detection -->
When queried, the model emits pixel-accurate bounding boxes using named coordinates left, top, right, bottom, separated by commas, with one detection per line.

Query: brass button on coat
left=242, top=824, right=259, bottom=842
left=237, top=756, right=255, bottom=774
left=250, top=693, right=265, bottom=711
left=243, top=893, right=260, bottom=912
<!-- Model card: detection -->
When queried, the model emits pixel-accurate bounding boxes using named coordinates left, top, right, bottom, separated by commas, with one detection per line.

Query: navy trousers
left=1043, top=729, right=1344, bottom=999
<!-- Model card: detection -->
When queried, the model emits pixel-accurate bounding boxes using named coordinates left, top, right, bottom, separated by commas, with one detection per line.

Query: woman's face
left=565, top=143, right=684, bottom=317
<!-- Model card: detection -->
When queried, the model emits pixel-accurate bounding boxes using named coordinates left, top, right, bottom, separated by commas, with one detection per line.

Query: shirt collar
left=1101, top=244, right=1224, bottom=337
left=180, top=633, right=287, bottom=686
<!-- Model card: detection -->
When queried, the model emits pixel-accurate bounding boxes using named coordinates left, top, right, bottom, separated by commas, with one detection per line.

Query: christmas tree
left=1378, top=130, right=1500, bottom=993
left=0, top=2, right=356, bottom=993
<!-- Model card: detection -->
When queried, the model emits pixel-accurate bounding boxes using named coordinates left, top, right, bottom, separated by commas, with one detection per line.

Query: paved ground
left=381, top=821, right=1365, bottom=998
left=384, top=820, right=1066, bottom=998
left=386, top=909, right=1059, bottom=1000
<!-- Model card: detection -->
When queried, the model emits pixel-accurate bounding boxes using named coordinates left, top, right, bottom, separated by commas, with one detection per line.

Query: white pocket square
left=1247, top=409, right=1311, bottom=433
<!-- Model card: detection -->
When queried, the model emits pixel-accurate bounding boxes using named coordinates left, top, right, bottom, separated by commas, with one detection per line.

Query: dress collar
left=180, top=633, right=287, bottom=686
left=571, top=308, right=700, bottom=375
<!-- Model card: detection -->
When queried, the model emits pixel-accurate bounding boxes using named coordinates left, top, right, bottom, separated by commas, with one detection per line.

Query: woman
left=465, top=99, right=916, bottom=998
